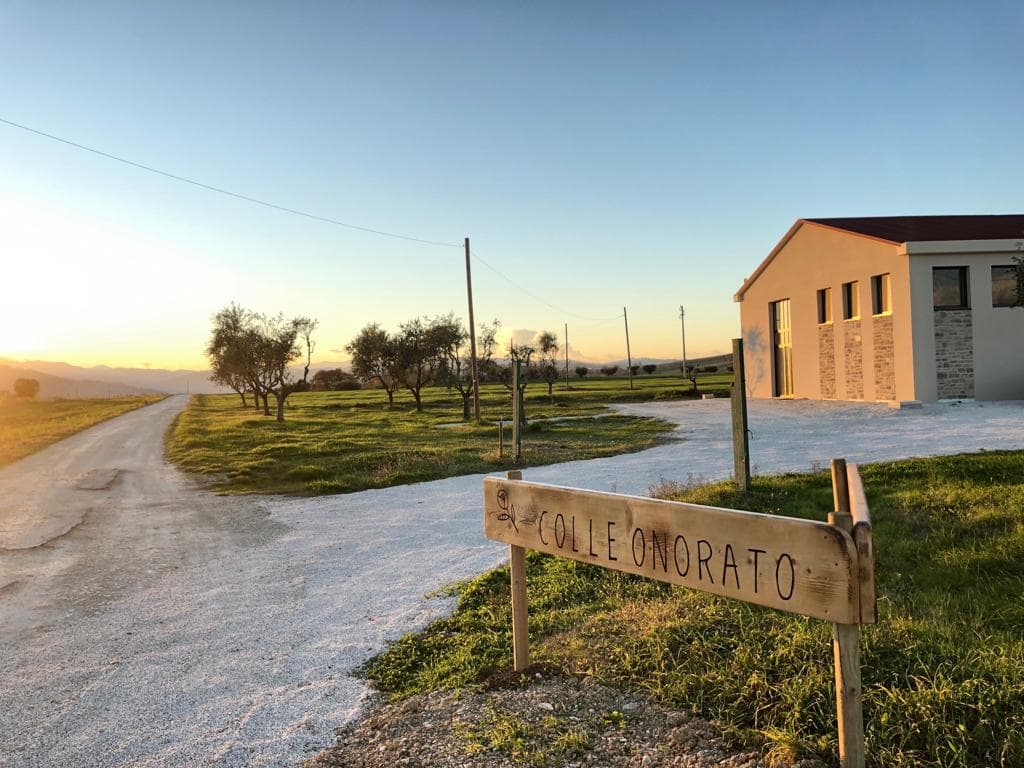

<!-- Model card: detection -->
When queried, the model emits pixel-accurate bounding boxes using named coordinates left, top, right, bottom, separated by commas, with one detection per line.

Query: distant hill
left=0, top=359, right=357, bottom=396
left=10, top=360, right=223, bottom=394
left=0, top=364, right=160, bottom=399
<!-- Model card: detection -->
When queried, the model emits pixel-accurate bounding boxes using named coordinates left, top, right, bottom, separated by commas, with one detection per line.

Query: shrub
left=600, top=365, right=619, bottom=377
left=642, top=364, right=657, bottom=375
left=575, top=366, right=589, bottom=378
left=13, top=378, right=40, bottom=399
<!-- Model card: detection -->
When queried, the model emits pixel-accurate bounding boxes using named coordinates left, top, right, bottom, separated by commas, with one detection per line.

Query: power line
left=0, top=116, right=461, bottom=248
left=470, top=248, right=622, bottom=323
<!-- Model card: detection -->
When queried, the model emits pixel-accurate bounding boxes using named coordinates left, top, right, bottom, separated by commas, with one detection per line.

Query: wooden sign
left=484, top=477, right=859, bottom=623
left=484, top=461, right=877, bottom=768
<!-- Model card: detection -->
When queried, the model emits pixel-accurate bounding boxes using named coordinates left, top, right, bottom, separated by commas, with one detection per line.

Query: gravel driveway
left=1, top=395, right=1022, bottom=767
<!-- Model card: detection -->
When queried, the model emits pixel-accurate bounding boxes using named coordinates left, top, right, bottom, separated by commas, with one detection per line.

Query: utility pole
left=679, top=305, right=688, bottom=378
left=564, top=322, right=570, bottom=390
left=623, top=307, right=634, bottom=390
left=465, top=237, right=481, bottom=421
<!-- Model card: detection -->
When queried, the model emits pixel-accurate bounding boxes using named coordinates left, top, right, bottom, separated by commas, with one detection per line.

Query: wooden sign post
left=484, top=459, right=875, bottom=767
left=731, top=337, right=751, bottom=492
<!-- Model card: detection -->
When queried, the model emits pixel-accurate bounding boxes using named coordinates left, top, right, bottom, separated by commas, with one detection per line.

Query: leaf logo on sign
left=495, top=487, right=519, bottom=533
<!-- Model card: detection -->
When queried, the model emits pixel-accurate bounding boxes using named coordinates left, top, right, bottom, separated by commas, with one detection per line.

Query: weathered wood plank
left=483, top=477, right=858, bottom=623
left=831, top=460, right=866, bottom=768
left=846, top=463, right=877, bottom=625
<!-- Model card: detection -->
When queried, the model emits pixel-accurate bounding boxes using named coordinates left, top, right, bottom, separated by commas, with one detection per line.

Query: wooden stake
left=506, top=469, right=529, bottom=672
left=830, top=458, right=865, bottom=768
left=731, top=338, right=751, bottom=492
left=623, top=307, right=633, bottom=389
left=465, top=237, right=481, bottom=422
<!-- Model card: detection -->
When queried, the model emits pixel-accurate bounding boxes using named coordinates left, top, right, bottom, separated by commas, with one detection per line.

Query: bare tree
left=346, top=323, right=401, bottom=407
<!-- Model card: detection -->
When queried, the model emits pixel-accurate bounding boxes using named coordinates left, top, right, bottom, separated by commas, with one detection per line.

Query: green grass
left=0, top=395, right=166, bottom=467
left=363, top=451, right=1024, bottom=767
left=166, top=373, right=725, bottom=495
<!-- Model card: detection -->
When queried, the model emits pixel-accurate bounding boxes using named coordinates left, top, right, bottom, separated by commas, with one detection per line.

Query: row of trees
left=345, top=317, right=566, bottom=420
left=346, top=315, right=500, bottom=419
left=206, top=304, right=317, bottom=422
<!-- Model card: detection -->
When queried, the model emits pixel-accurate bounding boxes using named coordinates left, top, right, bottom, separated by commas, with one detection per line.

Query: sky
left=1, top=1, right=1022, bottom=370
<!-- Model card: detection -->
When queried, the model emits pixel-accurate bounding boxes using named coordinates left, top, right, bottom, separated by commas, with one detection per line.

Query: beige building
left=735, top=215, right=1024, bottom=403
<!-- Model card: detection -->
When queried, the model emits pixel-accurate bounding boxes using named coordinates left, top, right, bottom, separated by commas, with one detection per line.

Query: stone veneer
left=872, top=314, right=895, bottom=401
left=843, top=320, right=864, bottom=399
left=818, top=324, right=836, bottom=399
left=934, top=310, right=974, bottom=399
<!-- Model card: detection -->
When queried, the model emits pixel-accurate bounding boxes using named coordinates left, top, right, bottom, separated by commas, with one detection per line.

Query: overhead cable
left=0, top=116, right=460, bottom=247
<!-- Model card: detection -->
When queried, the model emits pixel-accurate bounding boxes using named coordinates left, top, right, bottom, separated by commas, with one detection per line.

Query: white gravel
left=1, top=396, right=1022, bottom=767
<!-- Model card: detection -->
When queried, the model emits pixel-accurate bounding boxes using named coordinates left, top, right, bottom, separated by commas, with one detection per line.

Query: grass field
left=364, top=451, right=1024, bottom=767
left=0, top=395, right=166, bottom=467
left=167, top=373, right=730, bottom=495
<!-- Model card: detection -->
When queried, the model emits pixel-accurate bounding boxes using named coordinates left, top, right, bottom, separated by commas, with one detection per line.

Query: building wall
left=738, top=223, right=915, bottom=401
left=907, top=245, right=1024, bottom=400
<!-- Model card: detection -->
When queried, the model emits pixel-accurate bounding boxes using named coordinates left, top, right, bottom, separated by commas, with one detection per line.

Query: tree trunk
left=238, top=391, right=248, bottom=408
left=413, top=389, right=423, bottom=412
left=275, top=392, right=286, bottom=422
left=386, top=389, right=394, bottom=408
left=462, top=391, right=471, bottom=421
left=262, top=393, right=270, bottom=416
left=547, top=381, right=553, bottom=396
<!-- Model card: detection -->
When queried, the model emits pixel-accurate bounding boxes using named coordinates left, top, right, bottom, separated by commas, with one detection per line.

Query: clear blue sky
left=1, top=1, right=1021, bottom=368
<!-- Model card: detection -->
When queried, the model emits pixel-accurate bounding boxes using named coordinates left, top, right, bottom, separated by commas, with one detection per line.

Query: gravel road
left=2, top=395, right=1022, bottom=767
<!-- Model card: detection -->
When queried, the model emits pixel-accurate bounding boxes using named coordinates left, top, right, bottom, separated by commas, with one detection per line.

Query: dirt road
left=0, top=396, right=506, bottom=767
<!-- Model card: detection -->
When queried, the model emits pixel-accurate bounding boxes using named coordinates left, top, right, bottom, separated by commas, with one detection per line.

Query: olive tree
left=346, top=323, right=401, bottom=407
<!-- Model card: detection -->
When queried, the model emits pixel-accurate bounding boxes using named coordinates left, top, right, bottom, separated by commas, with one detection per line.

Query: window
left=992, top=265, right=1019, bottom=307
left=932, top=267, right=969, bottom=309
left=871, top=273, right=891, bottom=315
left=842, top=281, right=859, bottom=320
left=817, top=287, right=832, bottom=324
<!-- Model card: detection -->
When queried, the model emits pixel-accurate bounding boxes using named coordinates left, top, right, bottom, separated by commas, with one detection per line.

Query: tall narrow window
left=817, top=287, right=832, bottom=324
left=933, top=267, right=969, bottom=309
left=871, top=273, right=891, bottom=315
left=992, top=265, right=1018, bottom=307
left=842, top=281, right=860, bottom=320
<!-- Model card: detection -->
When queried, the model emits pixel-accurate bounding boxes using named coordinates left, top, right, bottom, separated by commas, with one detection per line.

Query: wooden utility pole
left=511, top=360, right=523, bottom=462
left=623, top=307, right=633, bottom=389
left=679, top=305, right=688, bottom=376
left=564, top=322, right=570, bottom=390
left=464, top=237, right=481, bottom=421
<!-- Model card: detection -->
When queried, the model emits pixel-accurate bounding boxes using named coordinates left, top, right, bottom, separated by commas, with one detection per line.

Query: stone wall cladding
left=934, top=310, right=974, bottom=399
left=818, top=325, right=836, bottom=399
left=872, top=314, right=895, bottom=401
left=843, top=320, right=864, bottom=399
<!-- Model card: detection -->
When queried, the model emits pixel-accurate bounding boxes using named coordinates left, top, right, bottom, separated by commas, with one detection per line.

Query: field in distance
left=167, top=372, right=731, bottom=495
left=0, top=395, right=166, bottom=467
